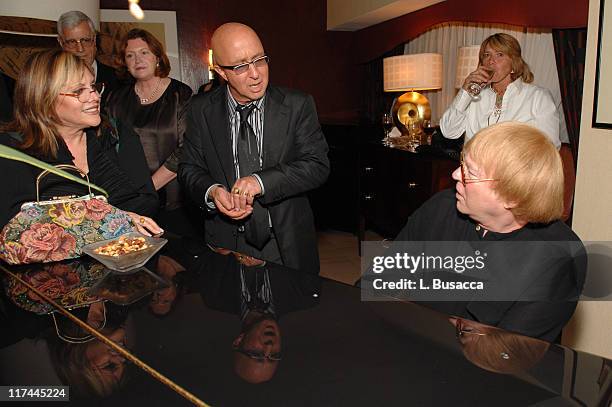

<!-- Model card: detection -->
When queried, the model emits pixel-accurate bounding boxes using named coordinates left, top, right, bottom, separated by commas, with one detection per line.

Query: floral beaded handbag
left=0, top=164, right=136, bottom=265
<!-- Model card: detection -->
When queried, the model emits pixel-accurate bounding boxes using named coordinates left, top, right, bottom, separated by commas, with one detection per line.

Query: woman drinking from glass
left=440, top=33, right=561, bottom=149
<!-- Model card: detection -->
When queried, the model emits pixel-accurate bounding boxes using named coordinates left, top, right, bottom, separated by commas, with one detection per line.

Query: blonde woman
left=440, top=33, right=561, bottom=148
left=0, top=49, right=161, bottom=236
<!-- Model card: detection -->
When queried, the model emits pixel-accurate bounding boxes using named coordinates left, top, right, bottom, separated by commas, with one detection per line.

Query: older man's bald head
left=211, top=22, right=269, bottom=104
left=211, top=23, right=263, bottom=66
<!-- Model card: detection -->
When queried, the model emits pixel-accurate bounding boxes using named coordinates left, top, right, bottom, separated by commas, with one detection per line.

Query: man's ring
left=139, top=217, right=146, bottom=225
left=232, top=188, right=241, bottom=194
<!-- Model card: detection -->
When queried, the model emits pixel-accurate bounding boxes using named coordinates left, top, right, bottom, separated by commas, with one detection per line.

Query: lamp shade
left=383, top=53, right=442, bottom=92
left=454, top=45, right=481, bottom=89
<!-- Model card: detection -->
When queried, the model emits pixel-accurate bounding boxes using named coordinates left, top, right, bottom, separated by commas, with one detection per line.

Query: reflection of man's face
left=233, top=315, right=281, bottom=383
left=240, top=317, right=281, bottom=354
left=59, top=21, right=97, bottom=67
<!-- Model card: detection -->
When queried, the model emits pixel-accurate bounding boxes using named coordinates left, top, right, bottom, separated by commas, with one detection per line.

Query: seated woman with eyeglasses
left=0, top=49, right=161, bottom=235
left=392, top=122, right=585, bottom=342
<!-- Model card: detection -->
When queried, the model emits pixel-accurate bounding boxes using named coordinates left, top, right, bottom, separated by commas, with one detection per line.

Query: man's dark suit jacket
left=96, top=60, right=119, bottom=90
left=198, top=249, right=321, bottom=318
left=179, top=86, right=330, bottom=274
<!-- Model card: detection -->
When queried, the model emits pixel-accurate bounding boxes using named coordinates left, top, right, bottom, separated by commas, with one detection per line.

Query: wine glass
left=467, top=67, right=494, bottom=101
left=382, top=113, right=393, bottom=145
left=407, top=120, right=421, bottom=152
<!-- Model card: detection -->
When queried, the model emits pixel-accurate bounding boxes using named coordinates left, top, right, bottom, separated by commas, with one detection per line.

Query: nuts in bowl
left=94, top=235, right=150, bottom=257
left=82, top=232, right=168, bottom=272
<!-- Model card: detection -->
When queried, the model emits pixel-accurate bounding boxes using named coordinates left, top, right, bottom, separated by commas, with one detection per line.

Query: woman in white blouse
left=440, top=33, right=561, bottom=149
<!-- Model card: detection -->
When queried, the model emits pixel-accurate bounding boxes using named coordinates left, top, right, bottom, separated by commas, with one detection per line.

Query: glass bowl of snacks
left=82, top=232, right=167, bottom=272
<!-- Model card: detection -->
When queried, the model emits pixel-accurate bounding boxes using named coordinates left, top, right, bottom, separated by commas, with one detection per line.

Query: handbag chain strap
left=35, top=164, right=92, bottom=203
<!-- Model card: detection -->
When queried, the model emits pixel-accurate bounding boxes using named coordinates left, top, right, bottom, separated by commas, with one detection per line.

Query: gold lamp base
left=391, top=91, right=431, bottom=136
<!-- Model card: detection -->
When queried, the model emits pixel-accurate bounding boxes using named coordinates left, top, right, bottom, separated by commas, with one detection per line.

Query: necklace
left=135, top=78, right=162, bottom=104
left=488, top=88, right=504, bottom=126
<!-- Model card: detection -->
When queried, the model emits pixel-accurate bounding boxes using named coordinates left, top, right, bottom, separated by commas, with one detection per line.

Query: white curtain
left=404, top=22, right=568, bottom=143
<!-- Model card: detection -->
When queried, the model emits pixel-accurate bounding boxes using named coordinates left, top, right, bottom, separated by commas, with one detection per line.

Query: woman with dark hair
left=0, top=49, right=161, bottom=235
left=105, top=29, right=195, bottom=236
left=440, top=33, right=561, bottom=148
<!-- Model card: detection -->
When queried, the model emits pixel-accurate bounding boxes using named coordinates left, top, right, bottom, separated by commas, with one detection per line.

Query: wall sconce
left=383, top=53, right=442, bottom=135
left=208, top=49, right=214, bottom=80
left=128, top=0, right=145, bottom=20
left=455, top=45, right=480, bottom=89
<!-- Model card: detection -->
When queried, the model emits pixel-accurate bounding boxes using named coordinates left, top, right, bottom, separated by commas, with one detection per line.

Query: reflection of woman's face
left=85, top=327, right=127, bottom=385
left=55, top=69, right=101, bottom=133
left=124, top=38, right=158, bottom=81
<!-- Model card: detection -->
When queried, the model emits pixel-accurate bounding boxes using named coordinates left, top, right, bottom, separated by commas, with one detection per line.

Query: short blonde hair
left=464, top=122, right=564, bottom=223
left=480, top=33, right=534, bottom=83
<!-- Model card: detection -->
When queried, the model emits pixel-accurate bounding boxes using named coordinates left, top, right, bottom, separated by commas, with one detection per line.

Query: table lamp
left=383, top=53, right=442, bottom=135
left=455, top=45, right=481, bottom=89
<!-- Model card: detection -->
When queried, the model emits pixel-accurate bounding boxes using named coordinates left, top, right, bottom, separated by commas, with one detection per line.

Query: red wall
left=101, top=0, right=588, bottom=124
left=353, top=0, right=589, bottom=63
left=101, top=0, right=360, bottom=123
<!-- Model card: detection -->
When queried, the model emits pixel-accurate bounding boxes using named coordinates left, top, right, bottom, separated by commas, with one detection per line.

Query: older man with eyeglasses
left=57, top=11, right=118, bottom=91
left=179, top=23, right=330, bottom=275
left=384, top=122, right=586, bottom=342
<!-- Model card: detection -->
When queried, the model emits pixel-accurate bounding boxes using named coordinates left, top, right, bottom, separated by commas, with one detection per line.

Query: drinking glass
left=467, top=67, right=494, bottom=101
left=382, top=113, right=393, bottom=145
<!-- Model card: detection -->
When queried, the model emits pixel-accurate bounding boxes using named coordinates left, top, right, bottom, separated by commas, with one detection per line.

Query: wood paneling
left=100, top=0, right=588, bottom=124
left=100, top=0, right=361, bottom=124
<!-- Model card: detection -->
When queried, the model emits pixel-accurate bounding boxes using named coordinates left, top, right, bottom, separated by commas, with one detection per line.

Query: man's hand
left=211, top=185, right=253, bottom=220
left=229, top=176, right=262, bottom=211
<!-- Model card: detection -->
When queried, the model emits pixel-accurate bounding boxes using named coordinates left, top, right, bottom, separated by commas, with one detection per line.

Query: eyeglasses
left=218, top=55, right=270, bottom=75
left=61, top=37, right=95, bottom=49
left=59, top=82, right=105, bottom=103
left=232, top=345, right=282, bottom=361
left=460, top=152, right=497, bottom=186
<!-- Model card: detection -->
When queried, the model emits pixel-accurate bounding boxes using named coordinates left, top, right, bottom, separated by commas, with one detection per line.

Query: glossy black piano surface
left=0, top=238, right=610, bottom=407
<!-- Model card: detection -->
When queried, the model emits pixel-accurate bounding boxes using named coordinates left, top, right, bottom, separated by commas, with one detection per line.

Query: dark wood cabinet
left=359, top=142, right=457, bottom=240
left=310, top=124, right=458, bottom=249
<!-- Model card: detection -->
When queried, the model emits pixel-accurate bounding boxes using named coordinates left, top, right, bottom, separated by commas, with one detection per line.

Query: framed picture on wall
left=593, top=0, right=612, bottom=128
